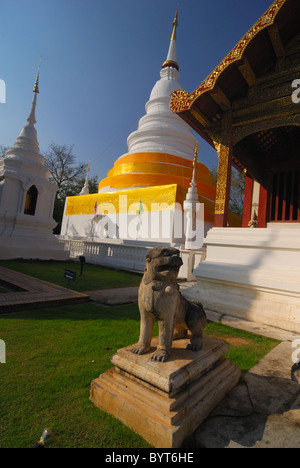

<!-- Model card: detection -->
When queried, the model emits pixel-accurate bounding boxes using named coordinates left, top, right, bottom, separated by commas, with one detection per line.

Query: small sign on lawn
left=64, top=269, right=76, bottom=288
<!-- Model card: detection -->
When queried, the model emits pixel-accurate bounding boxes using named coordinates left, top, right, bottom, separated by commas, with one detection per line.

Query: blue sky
left=0, top=0, right=273, bottom=182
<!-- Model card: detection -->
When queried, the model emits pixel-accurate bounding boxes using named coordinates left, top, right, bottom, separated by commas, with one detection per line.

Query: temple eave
left=170, top=0, right=287, bottom=119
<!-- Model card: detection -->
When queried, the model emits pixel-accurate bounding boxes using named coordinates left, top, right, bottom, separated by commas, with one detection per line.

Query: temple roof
left=169, top=0, right=300, bottom=178
left=170, top=0, right=294, bottom=122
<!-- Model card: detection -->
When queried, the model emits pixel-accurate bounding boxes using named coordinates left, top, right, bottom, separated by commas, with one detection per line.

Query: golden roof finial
left=162, top=9, right=179, bottom=71
left=33, top=56, right=42, bottom=94
left=193, top=142, right=198, bottom=169
left=171, top=9, right=178, bottom=41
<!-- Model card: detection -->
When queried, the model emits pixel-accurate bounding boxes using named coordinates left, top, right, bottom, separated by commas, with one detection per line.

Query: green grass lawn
left=0, top=302, right=152, bottom=448
left=0, top=259, right=142, bottom=292
left=204, top=321, right=279, bottom=374
left=0, top=301, right=280, bottom=449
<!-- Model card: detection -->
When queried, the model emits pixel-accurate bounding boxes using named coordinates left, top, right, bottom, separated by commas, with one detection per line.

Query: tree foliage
left=44, top=143, right=87, bottom=199
left=44, top=142, right=98, bottom=234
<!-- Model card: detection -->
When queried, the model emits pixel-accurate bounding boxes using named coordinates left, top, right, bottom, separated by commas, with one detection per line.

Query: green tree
left=44, top=143, right=98, bottom=234
left=44, top=143, right=87, bottom=199
left=52, top=174, right=99, bottom=235
left=67, top=175, right=99, bottom=197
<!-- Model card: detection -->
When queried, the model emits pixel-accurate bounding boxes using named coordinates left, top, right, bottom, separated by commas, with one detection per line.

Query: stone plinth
left=90, top=336, right=241, bottom=448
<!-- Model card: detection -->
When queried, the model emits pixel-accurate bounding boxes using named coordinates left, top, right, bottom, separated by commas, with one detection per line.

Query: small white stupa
left=79, top=163, right=90, bottom=196
left=184, top=144, right=204, bottom=250
left=0, top=63, right=68, bottom=260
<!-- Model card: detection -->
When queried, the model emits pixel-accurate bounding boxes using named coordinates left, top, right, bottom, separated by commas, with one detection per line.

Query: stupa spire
left=171, top=8, right=178, bottom=40
left=162, top=9, right=179, bottom=71
left=190, top=143, right=198, bottom=188
left=184, top=142, right=203, bottom=250
left=33, top=57, right=41, bottom=94
left=12, top=59, right=42, bottom=155
left=27, top=58, right=41, bottom=126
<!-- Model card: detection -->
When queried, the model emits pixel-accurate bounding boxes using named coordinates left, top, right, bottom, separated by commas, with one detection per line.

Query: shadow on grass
left=0, top=302, right=141, bottom=321
left=0, top=259, right=142, bottom=292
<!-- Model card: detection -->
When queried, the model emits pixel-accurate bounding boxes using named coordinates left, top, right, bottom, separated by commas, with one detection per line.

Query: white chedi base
left=0, top=233, right=67, bottom=261
left=0, top=214, right=68, bottom=260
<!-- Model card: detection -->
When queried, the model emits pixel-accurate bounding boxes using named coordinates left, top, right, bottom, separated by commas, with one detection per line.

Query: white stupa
left=124, top=11, right=196, bottom=161
left=0, top=64, right=68, bottom=260
left=60, top=11, right=216, bottom=247
left=98, top=10, right=216, bottom=210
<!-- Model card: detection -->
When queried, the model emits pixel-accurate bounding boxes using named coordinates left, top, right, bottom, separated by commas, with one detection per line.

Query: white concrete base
left=187, top=227, right=300, bottom=333
left=0, top=216, right=68, bottom=260
left=182, top=277, right=300, bottom=333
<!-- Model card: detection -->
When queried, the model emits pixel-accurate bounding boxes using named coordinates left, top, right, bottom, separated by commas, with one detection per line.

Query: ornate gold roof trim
left=169, top=0, right=287, bottom=114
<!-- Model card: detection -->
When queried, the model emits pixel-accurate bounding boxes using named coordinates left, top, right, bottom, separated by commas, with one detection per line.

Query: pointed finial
left=162, top=9, right=179, bottom=71
left=193, top=143, right=198, bottom=169
left=33, top=56, right=42, bottom=94
left=190, top=142, right=198, bottom=188
left=171, top=9, right=178, bottom=41
left=171, top=8, right=178, bottom=41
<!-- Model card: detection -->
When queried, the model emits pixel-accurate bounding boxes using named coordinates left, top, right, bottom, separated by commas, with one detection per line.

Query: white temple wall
left=182, top=226, right=300, bottom=332
left=0, top=176, right=21, bottom=212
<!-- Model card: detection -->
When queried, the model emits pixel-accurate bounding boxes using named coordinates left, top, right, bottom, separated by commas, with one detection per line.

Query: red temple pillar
left=242, top=175, right=254, bottom=227
left=257, top=184, right=268, bottom=228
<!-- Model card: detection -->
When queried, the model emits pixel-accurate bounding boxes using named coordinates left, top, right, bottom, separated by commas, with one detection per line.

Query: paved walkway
left=179, top=283, right=300, bottom=448
left=192, top=336, right=300, bottom=448
left=85, top=287, right=139, bottom=306
left=0, top=266, right=89, bottom=314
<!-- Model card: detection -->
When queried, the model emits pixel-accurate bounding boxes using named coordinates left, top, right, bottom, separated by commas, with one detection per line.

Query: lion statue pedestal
left=90, top=247, right=241, bottom=448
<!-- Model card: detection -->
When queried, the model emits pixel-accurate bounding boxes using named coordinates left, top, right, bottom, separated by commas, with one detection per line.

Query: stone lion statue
left=131, top=246, right=207, bottom=362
